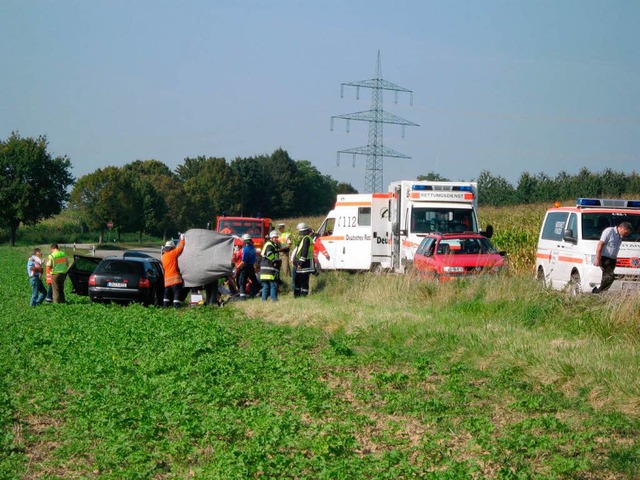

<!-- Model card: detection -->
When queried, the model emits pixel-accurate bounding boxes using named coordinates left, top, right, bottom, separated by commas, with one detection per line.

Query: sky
left=2, top=0, right=639, bottom=193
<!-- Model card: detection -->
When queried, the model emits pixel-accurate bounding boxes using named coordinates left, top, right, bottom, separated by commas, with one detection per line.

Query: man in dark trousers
left=292, top=223, right=315, bottom=297
left=238, top=234, right=260, bottom=298
left=592, top=222, right=632, bottom=293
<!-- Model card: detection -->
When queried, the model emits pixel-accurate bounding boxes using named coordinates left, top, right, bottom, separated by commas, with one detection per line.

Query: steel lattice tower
left=331, top=51, right=418, bottom=192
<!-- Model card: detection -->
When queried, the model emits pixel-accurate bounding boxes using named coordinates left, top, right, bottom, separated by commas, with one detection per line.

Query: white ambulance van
left=315, top=180, right=488, bottom=273
left=388, top=180, right=483, bottom=272
left=535, top=198, right=640, bottom=294
left=315, top=193, right=393, bottom=271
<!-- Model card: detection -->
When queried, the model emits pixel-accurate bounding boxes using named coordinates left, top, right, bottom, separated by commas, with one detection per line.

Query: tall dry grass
left=235, top=271, right=640, bottom=416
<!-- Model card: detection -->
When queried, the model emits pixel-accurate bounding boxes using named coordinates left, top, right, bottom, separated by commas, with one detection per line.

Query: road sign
left=107, top=221, right=114, bottom=229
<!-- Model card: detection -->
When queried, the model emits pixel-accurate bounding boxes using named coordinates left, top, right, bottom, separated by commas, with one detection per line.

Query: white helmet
left=296, top=222, right=309, bottom=232
left=241, top=233, right=252, bottom=241
left=164, top=240, right=174, bottom=248
left=269, top=230, right=279, bottom=238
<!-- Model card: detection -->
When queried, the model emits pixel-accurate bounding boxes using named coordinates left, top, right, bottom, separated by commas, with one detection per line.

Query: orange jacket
left=162, top=239, right=185, bottom=287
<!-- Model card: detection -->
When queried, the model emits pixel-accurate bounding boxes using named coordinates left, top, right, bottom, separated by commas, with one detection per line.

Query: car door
left=68, top=255, right=102, bottom=296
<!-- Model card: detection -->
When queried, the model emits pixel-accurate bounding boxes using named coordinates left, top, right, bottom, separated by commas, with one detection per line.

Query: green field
left=2, top=211, right=640, bottom=478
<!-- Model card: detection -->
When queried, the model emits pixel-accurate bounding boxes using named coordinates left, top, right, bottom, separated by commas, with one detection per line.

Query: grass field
left=2, top=204, right=640, bottom=479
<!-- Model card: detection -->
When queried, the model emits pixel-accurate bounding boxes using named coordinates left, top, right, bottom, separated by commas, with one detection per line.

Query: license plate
left=107, top=282, right=127, bottom=288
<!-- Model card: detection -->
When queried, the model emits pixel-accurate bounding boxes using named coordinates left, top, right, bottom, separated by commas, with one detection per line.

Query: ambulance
left=314, top=180, right=487, bottom=273
left=535, top=198, right=640, bottom=294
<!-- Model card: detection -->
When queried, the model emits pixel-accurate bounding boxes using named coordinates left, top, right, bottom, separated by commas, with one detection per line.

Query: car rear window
left=96, top=260, right=145, bottom=276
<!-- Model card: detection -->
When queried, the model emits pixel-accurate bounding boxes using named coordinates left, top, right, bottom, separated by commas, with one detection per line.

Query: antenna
left=331, top=51, right=418, bottom=192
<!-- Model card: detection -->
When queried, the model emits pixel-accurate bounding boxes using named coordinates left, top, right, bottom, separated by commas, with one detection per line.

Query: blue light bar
left=576, top=198, right=601, bottom=206
left=412, top=185, right=433, bottom=191
left=628, top=201, right=640, bottom=208
left=452, top=185, right=473, bottom=192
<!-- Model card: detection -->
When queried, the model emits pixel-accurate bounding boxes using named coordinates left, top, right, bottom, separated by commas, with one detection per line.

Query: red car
left=413, top=233, right=507, bottom=282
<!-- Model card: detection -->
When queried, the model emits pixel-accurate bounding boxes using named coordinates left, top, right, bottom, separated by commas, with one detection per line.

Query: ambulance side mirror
left=481, top=225, right=494, bottom=238
left=563, top=229, right=577, bottom=244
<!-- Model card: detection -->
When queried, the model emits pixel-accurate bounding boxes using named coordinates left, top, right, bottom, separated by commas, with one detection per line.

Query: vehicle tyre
left=569, top=272, right=582, bottom=296
left=144, top=288, right=159, bottom=307
left=536, top=267, right=547, bottom=288
left=370, top=263, right=386, bottom=274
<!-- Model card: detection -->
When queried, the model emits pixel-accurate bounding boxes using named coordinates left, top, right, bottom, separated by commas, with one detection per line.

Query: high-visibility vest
left=162, top=239, right=185, bottom=286
left=294, top=235, right=315, bottom=273
left=48, top=250, right=69, bottom=274
left=278, top=232, right=291, bottom=252
left=259, top=241, right=279, bottom=281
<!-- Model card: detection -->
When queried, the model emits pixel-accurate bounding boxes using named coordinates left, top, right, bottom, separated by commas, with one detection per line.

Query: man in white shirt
left=592, top=222, right=632, bottom=293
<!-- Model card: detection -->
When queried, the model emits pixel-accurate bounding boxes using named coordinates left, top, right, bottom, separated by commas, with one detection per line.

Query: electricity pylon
left=331, top=51, right=418, bottom=193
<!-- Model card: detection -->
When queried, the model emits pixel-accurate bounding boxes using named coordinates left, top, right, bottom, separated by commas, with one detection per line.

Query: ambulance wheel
left=536, top=267, right=547, bottom=288
left=569, top=272, right=582, bottom=296
left=371, top=263, right=385, bottom=274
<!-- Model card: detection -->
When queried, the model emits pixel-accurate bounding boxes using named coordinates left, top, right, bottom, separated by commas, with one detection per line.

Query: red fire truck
left=215, top=215, right=272, bottom=250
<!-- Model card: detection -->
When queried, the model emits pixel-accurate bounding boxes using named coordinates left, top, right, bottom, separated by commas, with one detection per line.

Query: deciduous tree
left=0, top=132, right=74, bottom=245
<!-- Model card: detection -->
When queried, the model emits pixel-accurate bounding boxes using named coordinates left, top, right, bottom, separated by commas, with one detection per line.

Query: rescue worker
left=277, top=223, right=293, bottom=277
left=46, top=243, right=70, bottom=303
left=162, top=234, right=185, bottom=307
left=238, top=233, right=260, bottom=298
left=260, top=230, right=281, bottom=301
left=292, top=223, right=315, bottom=297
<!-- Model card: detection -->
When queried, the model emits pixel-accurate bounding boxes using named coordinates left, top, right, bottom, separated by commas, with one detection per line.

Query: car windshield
left=411, top=207, right=477, bottom=234
left=436, top=237, right=497, bottom=255
left=97, top=260, right=145, bottom=275
left=581, top=212, right=640, bottom=241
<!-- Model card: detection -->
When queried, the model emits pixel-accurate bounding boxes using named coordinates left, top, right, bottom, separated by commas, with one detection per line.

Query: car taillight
left=89, top=275, right=96, bottom=286
left=138, top=278, right=150, bottom=288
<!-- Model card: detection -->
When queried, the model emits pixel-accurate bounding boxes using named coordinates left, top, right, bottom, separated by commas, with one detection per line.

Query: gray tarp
left=178, top=229, right=235, bottom=287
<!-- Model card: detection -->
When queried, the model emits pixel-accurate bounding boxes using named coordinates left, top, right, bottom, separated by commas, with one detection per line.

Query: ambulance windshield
left=581, top=212, right=640, bottom=241
left=411, top=207, right=477, bottom=234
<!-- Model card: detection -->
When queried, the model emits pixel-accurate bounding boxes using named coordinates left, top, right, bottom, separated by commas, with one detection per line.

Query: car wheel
left=536, top=267, right=547, bottom=288
left=149, top=288, right=160, bottom=307
left=569, top=272, right=582, bottom=296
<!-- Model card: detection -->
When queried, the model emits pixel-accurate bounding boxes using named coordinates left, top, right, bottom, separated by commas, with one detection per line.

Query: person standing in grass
left=238, top=234, right=260, bottom=298
left=260, top=230, right=281, bottom=302
left=162, top=234, right=185, bottom=307
left=277, top=223, right=292, bottom=277
left=592, top=222, right=633, bottom=293
left=292, top=222, right=315, bottom=297
left=27, top=248, right=47, bottom=307
left=46, top=243, right=70, bottom=303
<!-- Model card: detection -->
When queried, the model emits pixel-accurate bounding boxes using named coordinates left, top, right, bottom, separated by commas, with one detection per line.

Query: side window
left=565, top=213, right=578, bottom=240
left=541, top=212, right=569, bottom=241
left=358, top=207, right=371, bottom=226
left=317, top=217, right=336, bottom=236
left=417, top=238, right=435, bottom=256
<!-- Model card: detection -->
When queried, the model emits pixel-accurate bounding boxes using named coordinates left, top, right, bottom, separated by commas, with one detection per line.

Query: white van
left=535, top=198, right=640, bottom=294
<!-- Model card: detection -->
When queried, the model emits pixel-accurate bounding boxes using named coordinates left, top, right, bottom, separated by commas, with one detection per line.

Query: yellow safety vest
left=48, top=250, right=69, bottom=274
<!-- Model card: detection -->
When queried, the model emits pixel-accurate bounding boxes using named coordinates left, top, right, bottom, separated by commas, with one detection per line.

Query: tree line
left=1, top=132, right=356, bottom=244
left=420, top=169, right=640, bottom=206
left=2, top=132, right=639, bottom=245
